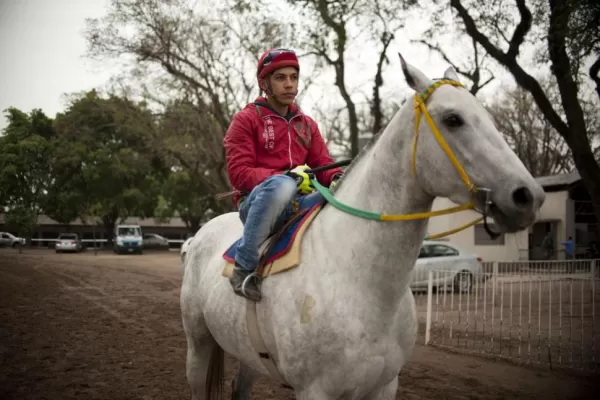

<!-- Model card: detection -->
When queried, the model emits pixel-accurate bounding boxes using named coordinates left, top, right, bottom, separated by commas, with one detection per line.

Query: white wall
left=537, top=190, right=570, bottom=252
left=426, top=191, right=569, bottom=261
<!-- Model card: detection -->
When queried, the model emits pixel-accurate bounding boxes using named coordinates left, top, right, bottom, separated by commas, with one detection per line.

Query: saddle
left=222, top=191, right=326, bottom=278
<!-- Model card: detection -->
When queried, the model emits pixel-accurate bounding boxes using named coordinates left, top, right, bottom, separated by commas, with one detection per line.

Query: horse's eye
left=443, top=113, right=464, bottom=128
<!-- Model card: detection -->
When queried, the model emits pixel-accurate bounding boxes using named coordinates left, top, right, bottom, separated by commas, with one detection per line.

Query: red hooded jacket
left=224, top=97, right=343, bottom=206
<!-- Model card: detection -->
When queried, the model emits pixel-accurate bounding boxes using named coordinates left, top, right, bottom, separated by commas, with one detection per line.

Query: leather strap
left=245, top=300, right=287, bottom=383
left=243, top=208, right=310, bottom=385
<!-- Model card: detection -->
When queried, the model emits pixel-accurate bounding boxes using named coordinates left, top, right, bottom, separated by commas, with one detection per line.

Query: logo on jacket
left=263, top=117, right=275, bottom=149
left=294, top=121, right=312, bottom=148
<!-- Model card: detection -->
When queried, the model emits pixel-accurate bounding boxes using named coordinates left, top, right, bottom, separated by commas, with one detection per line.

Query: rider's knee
left=264, top=175, right=297, bottom=206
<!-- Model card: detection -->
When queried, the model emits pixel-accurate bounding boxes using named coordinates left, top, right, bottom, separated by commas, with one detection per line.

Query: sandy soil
left=0, top=249, right=598, bottom=399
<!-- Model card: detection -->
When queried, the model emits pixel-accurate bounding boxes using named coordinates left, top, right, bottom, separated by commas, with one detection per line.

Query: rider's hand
left=330, top=173, right=343, bottom=189
left=285, top=165, right=315, bottom=194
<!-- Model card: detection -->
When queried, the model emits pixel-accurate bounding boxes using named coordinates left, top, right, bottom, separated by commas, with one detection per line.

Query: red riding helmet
left=256, top=48, right=300, bottom=82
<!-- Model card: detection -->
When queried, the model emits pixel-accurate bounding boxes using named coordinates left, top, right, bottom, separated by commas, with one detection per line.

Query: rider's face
left=264, top=67, right=299, bottom=105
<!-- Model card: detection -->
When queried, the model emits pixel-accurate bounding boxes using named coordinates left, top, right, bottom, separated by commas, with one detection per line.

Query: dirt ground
left=1, top=249, right=598, bottom=400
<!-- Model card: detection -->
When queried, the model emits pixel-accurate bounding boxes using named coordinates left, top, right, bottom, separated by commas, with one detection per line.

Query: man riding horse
left=223, top=48, right=344, bottom=302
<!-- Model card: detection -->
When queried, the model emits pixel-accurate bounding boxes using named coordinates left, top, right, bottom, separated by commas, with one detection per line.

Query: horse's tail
left=206, top=339, right=225, bottom=400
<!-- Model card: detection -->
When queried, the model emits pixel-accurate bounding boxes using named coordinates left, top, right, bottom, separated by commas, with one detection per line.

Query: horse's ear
left=443, top=66, right=461, bottom=83
left=398, top=53, right=433, bottom=93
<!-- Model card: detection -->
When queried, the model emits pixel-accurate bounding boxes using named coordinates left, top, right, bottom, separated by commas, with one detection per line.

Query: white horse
left=180, top=54, right=545, bottom=400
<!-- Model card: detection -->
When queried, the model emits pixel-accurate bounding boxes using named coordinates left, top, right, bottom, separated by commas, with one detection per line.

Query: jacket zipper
left=267, top=114, right=301, bottom=170
left=288, top=115, right=302, bottom=169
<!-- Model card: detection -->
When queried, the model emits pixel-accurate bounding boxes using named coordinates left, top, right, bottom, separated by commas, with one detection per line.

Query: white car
left=180, top=236, right=193, bottom=262
left=0, top=232, right=26, bottom=247
left=55, top=233, right=84, bottom=253
left=142, top=233, right=170, bottom=250
left=410, top=241, right=484, bottom=293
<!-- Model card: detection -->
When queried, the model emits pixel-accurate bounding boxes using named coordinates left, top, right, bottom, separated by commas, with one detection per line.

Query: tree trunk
left=451, top=0, right=600, bottom=237
left=102, top=216, right=117, bottom=248
left=563, top=137, right=600, bottom=235
left=185, top=216, right=202, bottom=235
left=547, top=0, right=600, bottom=235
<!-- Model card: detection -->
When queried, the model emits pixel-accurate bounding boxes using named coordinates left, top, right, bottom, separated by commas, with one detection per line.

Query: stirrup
left=241, top=271, right=262, bottom=298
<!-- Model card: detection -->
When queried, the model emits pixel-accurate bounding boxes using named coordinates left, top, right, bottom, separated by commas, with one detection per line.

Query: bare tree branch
left=487, top=80, right=572, bottom=177
left=411, top=37, right=495, bottom=96
left=450, top=0, right=600, bottom=234
left=450, top=0, right=569, bottom=136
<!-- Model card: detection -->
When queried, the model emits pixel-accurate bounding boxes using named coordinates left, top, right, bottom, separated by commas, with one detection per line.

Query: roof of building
left=535, top=170, right=581, bottom=189
left=0, top=213, right=188, bottom=228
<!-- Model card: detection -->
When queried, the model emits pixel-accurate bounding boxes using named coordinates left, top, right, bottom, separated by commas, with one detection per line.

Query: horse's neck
left=317, top=109, right=434, bottom=305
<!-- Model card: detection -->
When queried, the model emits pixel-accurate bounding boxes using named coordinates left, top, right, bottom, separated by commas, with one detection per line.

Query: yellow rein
left=382, top=79, right=484, bottom=239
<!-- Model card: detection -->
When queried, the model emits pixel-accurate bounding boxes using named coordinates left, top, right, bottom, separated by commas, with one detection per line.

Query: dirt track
left=1, top=249, right=598, bottom=399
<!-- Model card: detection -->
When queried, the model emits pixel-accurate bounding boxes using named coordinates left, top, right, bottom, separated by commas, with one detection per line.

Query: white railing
left=412, top=260, right=599, bottom=308
left=419, top=262, right=600, bottom=372
left=27, top=238, right=186, bottom=247
left=488, top=259, right=598, bottom=277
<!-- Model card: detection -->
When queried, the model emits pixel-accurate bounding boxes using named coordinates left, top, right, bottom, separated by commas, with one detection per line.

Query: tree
left=155, top=99, right=234, bottom=232
left=85, top=0, right=308, bottom=210
left=487, top=81, right=570, bottom=176
left=279, top=0, right=410, bottom=157
left=43, top=135, right=92, bottom=227
left=449, top=0, right=600, bottom=231
left=4, top=206, right=37, bottom=253
left=53, top=90, right=163, bottom=243
left=314, top=96, right=401, bottom=158
left=566, top=0, right=600, bottom=99
left=412, top=6, right=496, bottom=97
left=0, top=108, right=55, bottom=223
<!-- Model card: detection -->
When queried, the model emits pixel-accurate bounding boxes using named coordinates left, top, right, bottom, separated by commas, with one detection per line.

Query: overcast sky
left=0, top=0, right=115, bottom=131
left=0, top=0, right=552, bottom=134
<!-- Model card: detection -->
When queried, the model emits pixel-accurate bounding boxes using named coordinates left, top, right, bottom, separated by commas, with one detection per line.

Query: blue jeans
left=235, top=174, right=309, bottom=271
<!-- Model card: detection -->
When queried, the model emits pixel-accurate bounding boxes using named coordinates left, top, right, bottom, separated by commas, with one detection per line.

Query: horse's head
left=398, top=54, right=545, bottom=233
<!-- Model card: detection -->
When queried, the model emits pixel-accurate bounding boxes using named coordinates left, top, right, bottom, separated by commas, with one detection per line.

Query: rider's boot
left=229, top=263, right=262, bottom=302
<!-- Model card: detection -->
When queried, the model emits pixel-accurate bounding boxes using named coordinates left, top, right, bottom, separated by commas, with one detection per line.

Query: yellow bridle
left=382, top=79, right=485, bottom=239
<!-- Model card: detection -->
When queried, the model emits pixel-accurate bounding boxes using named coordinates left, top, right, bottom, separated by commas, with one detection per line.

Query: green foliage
left=155, top=99, right=234, bottom=231
left=161, top=170, right=211, bottom=231
left=152, top=195, right=173, bottom=223
left=4, top=205, right=37, bottom=240
left=50, top=90, right=164, bottom=234
left=0, top=108, right=55, bottom=212
left=0, top=89, right=231, bottom=238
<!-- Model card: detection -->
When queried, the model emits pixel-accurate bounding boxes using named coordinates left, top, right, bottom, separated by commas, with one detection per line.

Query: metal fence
left=417, top=260, right=600, bottom=372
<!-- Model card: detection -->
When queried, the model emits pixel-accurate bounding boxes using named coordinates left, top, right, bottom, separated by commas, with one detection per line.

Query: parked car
left=410, top=241, right=484, bottom=293
left=180, top=236, right=193, bottom=262
left=142, top=233, right=170, bottom=250
left=55, top=233, right=85, bottom=253
left=0, top=232, right=26, bottom=247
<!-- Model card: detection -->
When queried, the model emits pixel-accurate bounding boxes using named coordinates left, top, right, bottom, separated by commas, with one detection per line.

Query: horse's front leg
left=363, top=376, right=398, bottom=400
